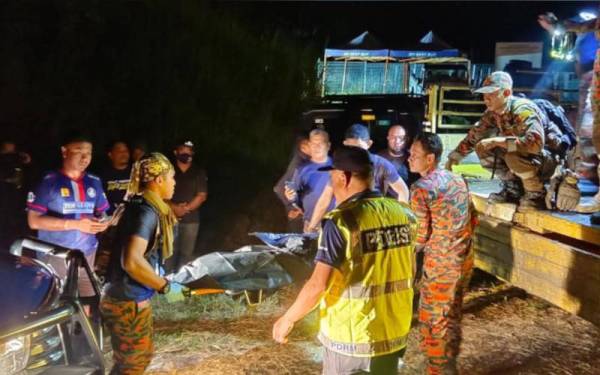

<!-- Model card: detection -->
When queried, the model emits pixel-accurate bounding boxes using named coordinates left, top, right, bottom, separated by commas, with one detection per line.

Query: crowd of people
left=272, top=123, right=473, bottom=374
left=270, top=62, right=600, bottom=374
left=5, top=9, right=600, bottom=370
left=0, top=133, right=207, bottom=373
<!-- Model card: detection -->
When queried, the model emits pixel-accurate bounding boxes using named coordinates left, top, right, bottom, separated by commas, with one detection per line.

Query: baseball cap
left=344, top=123, right=370, bottom=141
left=175, top=139, right=194, bottom=148
left=473, top=71, right=513, bottom=94
left=318, top=145, right=373, bottom=174
left=570, top=9, right=597, bottom=23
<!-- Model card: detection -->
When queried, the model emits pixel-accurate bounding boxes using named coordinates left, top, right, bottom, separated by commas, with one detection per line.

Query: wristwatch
left=158, top=278, right=171, bottom=294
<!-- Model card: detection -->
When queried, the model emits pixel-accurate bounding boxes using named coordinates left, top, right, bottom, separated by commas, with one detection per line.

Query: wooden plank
left=475, top=251, right=600, bottom=325
left=470, top=188, right=600, bottom=247
left=474, top=221, right=600, bottom=326
left=475, top=234, right=600, bottom=287
left=471, top=194, right=517, bottom=223
left=477, top=216, right=600, bottom=274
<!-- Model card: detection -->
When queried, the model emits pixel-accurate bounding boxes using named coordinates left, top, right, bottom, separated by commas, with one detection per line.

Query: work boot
left=488, top=180, right=523, bottom=204
left=518, top=191, right=546, bottom=212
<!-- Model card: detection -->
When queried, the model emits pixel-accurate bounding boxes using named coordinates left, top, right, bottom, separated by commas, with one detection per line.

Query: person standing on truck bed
left=538, top=9, right=600, bottom=222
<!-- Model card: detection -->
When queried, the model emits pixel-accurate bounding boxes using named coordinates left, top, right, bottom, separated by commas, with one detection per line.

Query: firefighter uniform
left=410, top=168, right=474, bottom=375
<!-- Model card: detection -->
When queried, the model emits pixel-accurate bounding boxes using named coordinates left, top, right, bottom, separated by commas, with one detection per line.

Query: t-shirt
left=104, top=197, right=161, bottom=302
left=576, top=32, right=598, bottom=72
left=172, top=164, right=208, bottom=223
left=290, top=158, right=335, bottom=223
left=27, top=171, right=109, bottom=255
left=377, top=149, right=419, bottom=197
left=370, top=153, right=401, bottom=194
left=314, top=190, right=381, bottom=269
left=100, top=166, right=131, bottom=215
left=274, top=151, right=311, bottom=212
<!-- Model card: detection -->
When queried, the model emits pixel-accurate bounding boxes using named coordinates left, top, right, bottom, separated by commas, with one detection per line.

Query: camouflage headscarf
left=127, top=152, right=174, bottom=197
left=126, top=152, right=177, bottom=261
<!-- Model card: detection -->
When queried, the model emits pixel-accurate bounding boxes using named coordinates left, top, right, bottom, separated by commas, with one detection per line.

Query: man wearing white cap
left=445, top=71, right=562, bottom=211
left=166, top=139, right=208, bottom=271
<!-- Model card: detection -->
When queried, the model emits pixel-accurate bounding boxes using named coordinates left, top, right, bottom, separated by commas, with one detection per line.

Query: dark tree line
left=0, top=0, right=321, bottom=249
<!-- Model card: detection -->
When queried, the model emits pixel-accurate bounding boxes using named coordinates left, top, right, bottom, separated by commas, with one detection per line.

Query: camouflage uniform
left=410, top=168, right=474, bottom=375
left=448, top=96, right=556, bottom=196
left=100, top=297, right=154, bottom=375
left=564, top=13, right=600, bottom=199
left=592, top=46, right=600, bottom=189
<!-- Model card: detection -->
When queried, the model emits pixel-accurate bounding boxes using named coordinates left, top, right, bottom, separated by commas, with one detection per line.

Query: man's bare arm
left=122, top=235, right=167, bottom=291
left=390, top=178, right=409, bottom=202
left=28, top=210, right=107, bottom=234
left=306, top=184, right=334, bottom=232
left=186, top=192, right=207, bottom=211
left=273, top=262, right=332, bottom=343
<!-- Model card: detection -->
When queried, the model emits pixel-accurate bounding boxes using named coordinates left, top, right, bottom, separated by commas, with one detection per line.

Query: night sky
left=221, top=1, right=597, bottom=62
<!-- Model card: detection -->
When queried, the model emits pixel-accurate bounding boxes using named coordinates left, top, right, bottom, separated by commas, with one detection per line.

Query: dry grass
left=146, top=274, right=600, bottom=374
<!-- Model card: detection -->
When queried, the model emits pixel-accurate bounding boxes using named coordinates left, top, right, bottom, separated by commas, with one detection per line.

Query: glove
left=445, top=151, right=463, bottom=171
left=445, top=158, right=458, bottom=171
left=555, top=175, right=581, bottom=211
left=545, top=164, right=563, bottom=210
left=165, top=282, right=186, bottom=303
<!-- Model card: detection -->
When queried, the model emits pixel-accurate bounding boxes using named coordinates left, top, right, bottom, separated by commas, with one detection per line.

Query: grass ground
left=145, top=271, right=600, bottom=374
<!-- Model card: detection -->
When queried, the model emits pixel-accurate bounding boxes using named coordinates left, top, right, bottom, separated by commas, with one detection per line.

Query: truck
left=305, top=31, right=600, bottom=328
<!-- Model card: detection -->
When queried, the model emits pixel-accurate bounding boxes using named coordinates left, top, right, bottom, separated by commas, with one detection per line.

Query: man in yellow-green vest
left=273, top=145, right=416, bottom=374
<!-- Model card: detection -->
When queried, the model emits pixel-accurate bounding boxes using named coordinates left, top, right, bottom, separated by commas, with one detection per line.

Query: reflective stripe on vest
left=318, top=331, right=409, bottom=356
left=319, top=196, right=415, bottom=357
left=342, top=278, right=411, bottom=299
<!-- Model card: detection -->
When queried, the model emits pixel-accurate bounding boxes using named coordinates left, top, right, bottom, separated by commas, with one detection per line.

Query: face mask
left=177, top=153, right=193, bottom=163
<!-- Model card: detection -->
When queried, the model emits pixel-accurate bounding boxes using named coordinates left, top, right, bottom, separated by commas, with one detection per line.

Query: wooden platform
left=469, top=179, right=600, bottom=326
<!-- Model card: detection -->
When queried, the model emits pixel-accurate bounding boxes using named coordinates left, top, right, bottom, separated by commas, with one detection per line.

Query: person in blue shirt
left=101, top=152, right=177, bottom=375
left=284, top=129, right=334, bottom=232
left=27, top=133, right=109, bottom=296
left=304, top=124, right=409, bottom=233
left=273, top=133, right=311, bottom=232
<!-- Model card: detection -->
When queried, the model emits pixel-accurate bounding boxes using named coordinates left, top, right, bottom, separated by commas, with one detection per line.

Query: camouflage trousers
left=419, top=253, right=473, bottom=375
left=573, top=70, right=598, bottom=180
left=100, top=296, right=154, bottom=375
left=592, top=50, right=600, bottom=157
left=475, top=147, right=556, bottom=192
left=586, top=50, right=600, bottom=188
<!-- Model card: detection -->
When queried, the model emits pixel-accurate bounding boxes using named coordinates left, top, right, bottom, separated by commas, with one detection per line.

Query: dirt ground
left=146, top=271, right=600, bottom=375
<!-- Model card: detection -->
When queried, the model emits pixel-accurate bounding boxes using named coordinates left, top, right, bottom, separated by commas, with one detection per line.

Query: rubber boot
left=488, top=179, right=523, bottom=204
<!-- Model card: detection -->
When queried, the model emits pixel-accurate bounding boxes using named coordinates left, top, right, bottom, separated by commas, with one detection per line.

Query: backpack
left=532, top=98, right=577, bottom=155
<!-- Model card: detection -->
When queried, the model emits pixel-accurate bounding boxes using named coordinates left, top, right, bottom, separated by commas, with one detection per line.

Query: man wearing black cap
left=166, top=140, right=207, bottom=271
left=273, top=145, right=416, bottom=375
left=304, top=124, right=409, bottom=232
